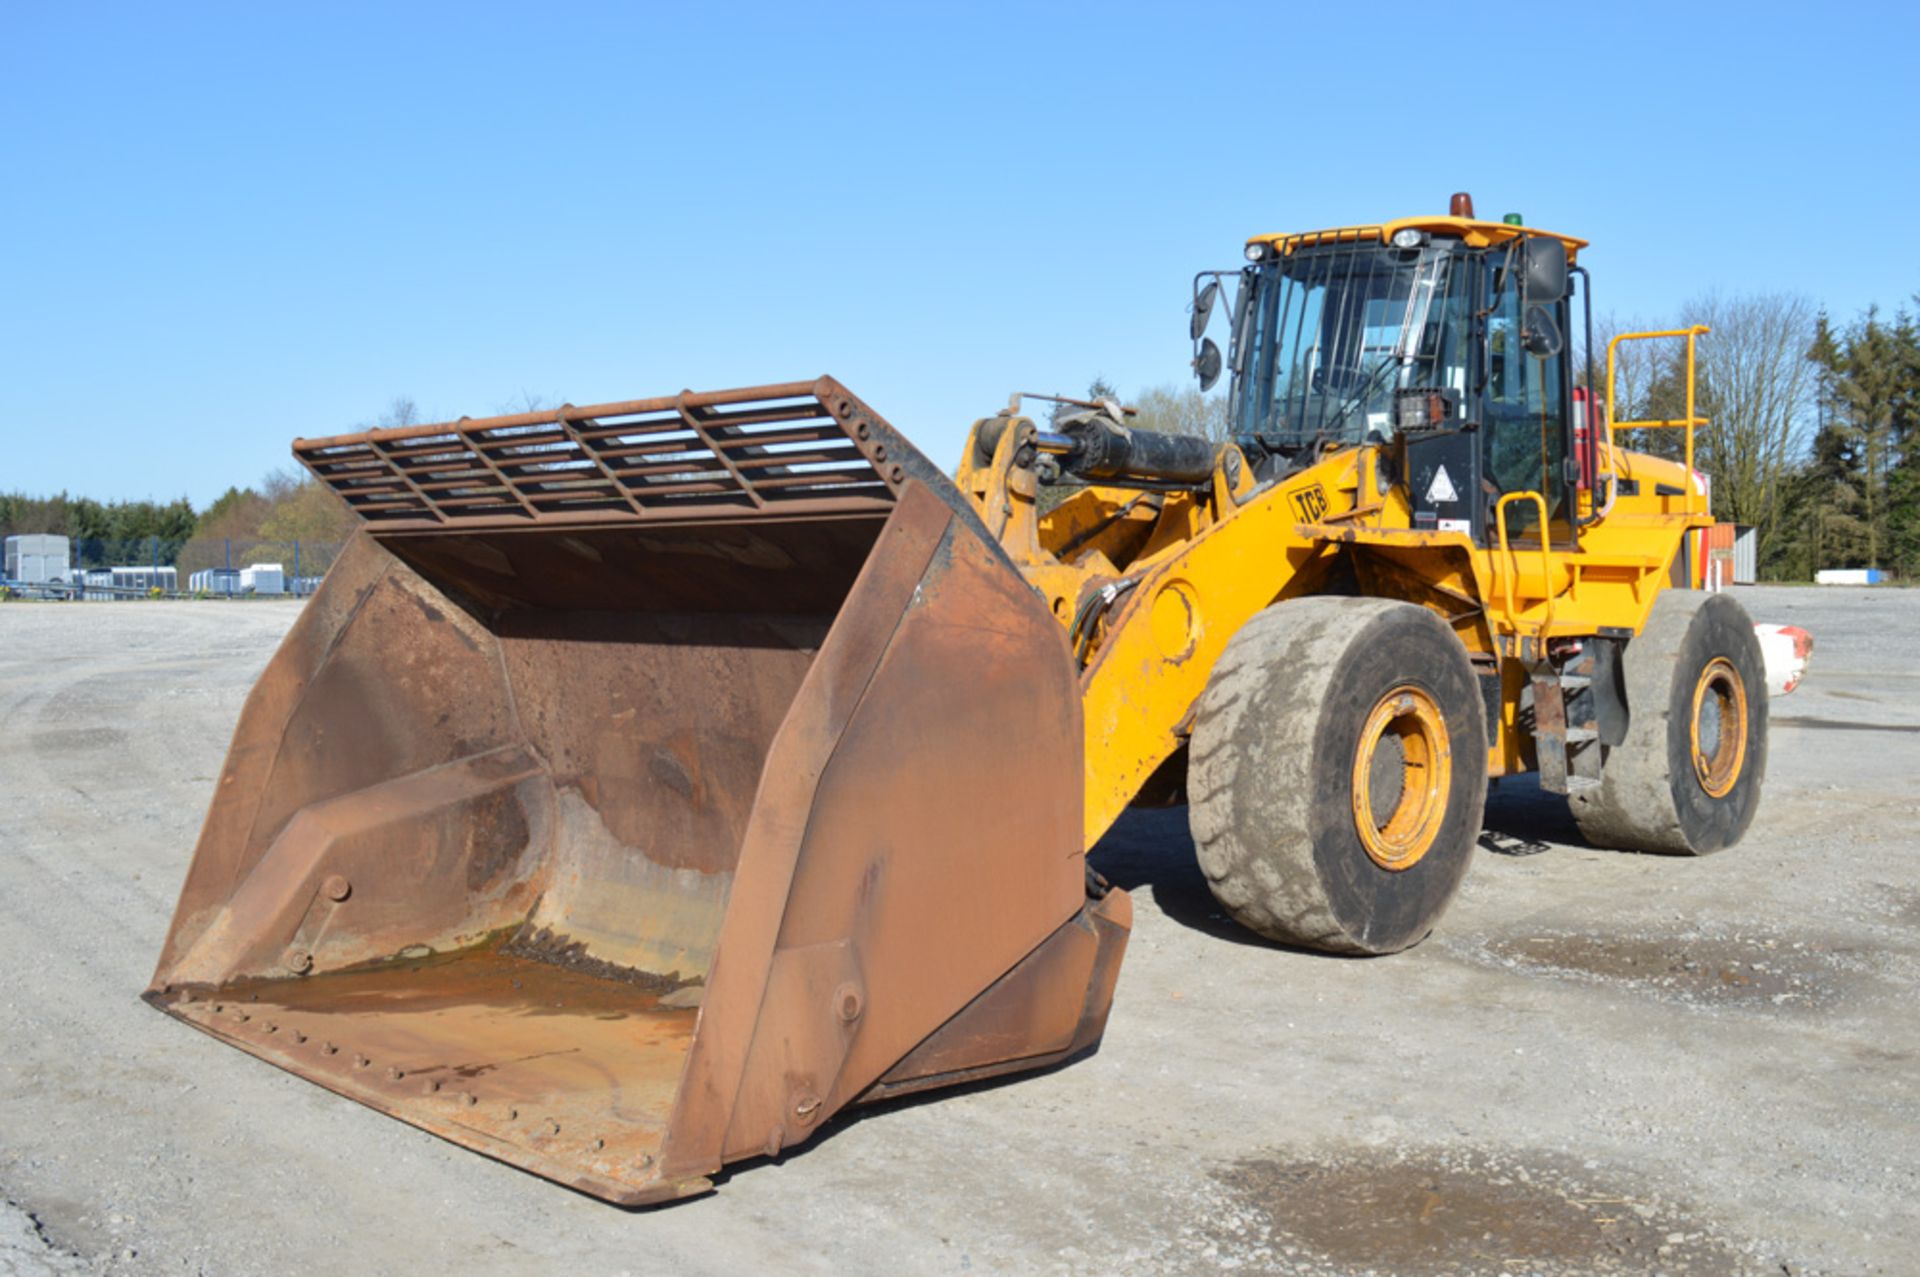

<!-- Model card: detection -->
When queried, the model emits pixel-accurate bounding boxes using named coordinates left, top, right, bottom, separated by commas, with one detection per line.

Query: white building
left=240, top=564, right=285, bottom=595
left=189, top=568, right=242, bottom=594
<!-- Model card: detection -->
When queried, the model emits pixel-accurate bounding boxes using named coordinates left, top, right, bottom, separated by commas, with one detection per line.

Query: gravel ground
left=0, top=587, right=1913, bottom=1276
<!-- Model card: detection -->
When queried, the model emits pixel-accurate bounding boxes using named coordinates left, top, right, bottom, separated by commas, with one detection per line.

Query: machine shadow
left=690, top=1045, right=1107, bottom=1202
left=1087, top=806, right=1303, bottom=951
left=673, top=785, right=1601, bottom=1209
left=1089, top=781, right=1607, bottom=956
left=1480, top=774, right=1591, bottom=848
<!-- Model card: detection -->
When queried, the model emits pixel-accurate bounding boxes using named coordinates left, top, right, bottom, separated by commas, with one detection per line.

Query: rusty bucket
left=146, top=379, right=1129, bottom=1204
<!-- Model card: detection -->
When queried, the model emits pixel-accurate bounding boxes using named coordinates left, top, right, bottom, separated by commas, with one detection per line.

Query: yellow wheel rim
left=1690, top=656, right=1748, bottom=798
left=1351, top=685, right=1452, bottom=871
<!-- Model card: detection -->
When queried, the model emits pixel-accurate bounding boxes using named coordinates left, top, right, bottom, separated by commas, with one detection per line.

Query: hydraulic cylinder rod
left=1036, top=419, right=1217, bottom=486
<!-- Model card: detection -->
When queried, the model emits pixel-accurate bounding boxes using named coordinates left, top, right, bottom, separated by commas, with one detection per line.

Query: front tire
left=1188, top=598, right=1488, bottom=955
left=1570, top=590, right=1767, bottom=854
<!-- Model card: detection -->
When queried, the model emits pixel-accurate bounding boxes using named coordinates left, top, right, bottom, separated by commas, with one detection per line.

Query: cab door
left=1482, top=258, right=1574, bottom=543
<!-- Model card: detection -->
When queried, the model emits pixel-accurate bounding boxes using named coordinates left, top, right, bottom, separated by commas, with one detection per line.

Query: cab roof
left=1247, top=216, right=1587, bottom=263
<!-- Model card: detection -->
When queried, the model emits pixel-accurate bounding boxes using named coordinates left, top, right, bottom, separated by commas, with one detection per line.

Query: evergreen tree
left=1882, top=307, right=1920, bottom=574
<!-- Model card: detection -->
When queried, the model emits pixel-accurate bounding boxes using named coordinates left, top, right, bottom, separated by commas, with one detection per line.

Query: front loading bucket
left=146, top=379, right=1129, bottom=1205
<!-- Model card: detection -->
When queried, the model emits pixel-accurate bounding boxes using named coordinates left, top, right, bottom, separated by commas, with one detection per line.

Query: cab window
left=1483, top=260, right=1569, bottom=534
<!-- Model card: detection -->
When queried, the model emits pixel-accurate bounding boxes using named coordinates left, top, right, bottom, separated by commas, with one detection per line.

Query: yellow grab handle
left=1495, top=490, right=1555, bottom=637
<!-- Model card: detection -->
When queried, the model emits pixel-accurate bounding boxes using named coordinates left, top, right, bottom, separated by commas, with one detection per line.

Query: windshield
left=1234, top=242, right=1474, bottom=445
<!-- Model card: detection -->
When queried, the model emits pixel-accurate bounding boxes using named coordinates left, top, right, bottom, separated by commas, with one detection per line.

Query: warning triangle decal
left=1426, top=465, right=1459, bottom=504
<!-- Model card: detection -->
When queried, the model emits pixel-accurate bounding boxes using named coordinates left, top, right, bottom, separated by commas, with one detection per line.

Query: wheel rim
left=1351, top=685, right=1452, bottom=870
left=1690, top=656, right=1748, bottom=798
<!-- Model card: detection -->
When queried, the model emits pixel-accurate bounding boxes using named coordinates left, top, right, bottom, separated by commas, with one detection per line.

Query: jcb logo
left=1289, top=484, right=1329, bottom=523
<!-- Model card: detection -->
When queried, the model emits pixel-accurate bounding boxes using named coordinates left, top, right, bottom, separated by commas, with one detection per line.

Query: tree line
left=1, top=403, right=423, bottom=571
left=1598, top=294, right=1917, bottom=579
left=0, top=492, right=198, bottom=563
left=0, top=474, right=359, bottom=572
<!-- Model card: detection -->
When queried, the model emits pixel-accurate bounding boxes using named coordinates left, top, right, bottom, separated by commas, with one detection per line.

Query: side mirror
left=1522, top=304, right=1564, bottom=358
left=1521, top=237, right=1569, bottom=305
left=1190, top=279, right=1219, bottom=341
left=1195, top=338, right=1223, bottom=391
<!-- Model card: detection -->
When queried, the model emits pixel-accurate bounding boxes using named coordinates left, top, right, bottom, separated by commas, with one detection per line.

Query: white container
left=4, top=534, right=71, bottom=585
left=240, top=564, right=286, bottom=595
left=1733, top=526, right=1757, bottom=585
left=109, top=566, right=178, bottom=594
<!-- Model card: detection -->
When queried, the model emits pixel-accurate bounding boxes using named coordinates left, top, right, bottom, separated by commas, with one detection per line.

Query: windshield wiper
left=1321, top=357, right=1403, bottom=440
left=1321, top=254, right=1448, bottom=441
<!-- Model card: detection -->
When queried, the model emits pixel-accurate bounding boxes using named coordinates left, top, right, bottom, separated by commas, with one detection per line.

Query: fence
left=1, top=537, right=345, bottom=600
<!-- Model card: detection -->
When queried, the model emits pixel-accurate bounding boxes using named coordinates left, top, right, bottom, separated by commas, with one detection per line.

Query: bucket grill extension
left=149, top=377, right=1129, bottom=1205
left=295, top=381, right=910, bottom=526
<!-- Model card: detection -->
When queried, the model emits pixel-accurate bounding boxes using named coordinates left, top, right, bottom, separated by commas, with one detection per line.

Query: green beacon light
left=1503, top=212, right=1525, bottom=226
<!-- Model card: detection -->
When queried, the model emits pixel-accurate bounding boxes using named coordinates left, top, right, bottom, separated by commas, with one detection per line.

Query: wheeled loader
left=149, top=195, right=1792, bottom=1204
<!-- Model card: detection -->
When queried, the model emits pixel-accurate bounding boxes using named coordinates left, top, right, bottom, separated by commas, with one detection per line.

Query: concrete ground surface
left=0, top=586, right=1913, bottom=1276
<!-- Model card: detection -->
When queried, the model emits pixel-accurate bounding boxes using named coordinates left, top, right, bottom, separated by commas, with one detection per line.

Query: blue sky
left=4, top=1, right=1915, bottom=507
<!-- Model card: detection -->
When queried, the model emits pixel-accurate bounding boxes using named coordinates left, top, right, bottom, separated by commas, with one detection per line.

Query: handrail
left=1603, top=325, right=1711, bottom=515
left=1495, top=490, right=1555, bottom=638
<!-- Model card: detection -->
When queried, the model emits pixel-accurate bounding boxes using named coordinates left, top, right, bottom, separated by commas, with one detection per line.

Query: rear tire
left=1570, top=590, right=1767, bottom=854
left=1188, top=598, right=1488, bottom=955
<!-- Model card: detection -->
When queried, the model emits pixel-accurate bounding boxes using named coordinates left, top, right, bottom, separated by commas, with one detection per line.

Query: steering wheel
left=1311, top=365, right=1366, bottom=394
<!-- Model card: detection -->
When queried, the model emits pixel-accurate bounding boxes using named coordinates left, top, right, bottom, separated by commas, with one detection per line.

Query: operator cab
left=1196, top=194, right=1590, bottom=546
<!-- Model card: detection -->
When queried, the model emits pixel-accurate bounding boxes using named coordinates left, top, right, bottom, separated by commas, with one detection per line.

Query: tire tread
left=1188, top=597, right=1481, bottom=954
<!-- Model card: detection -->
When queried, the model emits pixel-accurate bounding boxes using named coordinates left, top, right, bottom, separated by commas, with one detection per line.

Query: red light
left=1449, top=191, right=1475, bottom=218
